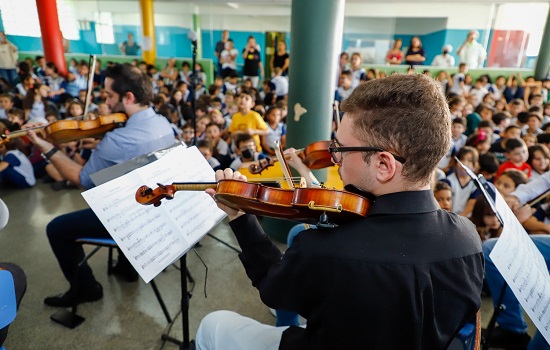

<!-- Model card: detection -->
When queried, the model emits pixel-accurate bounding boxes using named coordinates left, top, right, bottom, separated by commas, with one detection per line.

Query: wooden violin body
left=44, top=113, right=127, bottom=144
left=135, top=179, right=372, bottom=225
left=0, top=113, right=127, bottom=146
left=249, top=140, right=334, bottom=174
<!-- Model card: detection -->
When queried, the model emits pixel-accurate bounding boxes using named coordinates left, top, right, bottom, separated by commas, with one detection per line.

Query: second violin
left=249, top=140, right=334, bottom=174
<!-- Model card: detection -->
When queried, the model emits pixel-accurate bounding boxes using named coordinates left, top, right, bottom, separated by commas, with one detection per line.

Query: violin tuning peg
left=153, top=201, right=162, bottom=207
left=157, top=183, right=166, bottom=189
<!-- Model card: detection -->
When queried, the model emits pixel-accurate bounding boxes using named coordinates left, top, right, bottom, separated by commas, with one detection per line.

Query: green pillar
left=193, top=13, right=202, bottom=59
left=535, top=7, right=550, bottom=80
left=287, top=0, right=345, bottom=182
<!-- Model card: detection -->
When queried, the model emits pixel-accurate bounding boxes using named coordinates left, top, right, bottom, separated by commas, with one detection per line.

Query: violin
left=135, top=179, right=372, bottom=225
left=249, top=140, right=334, bottom=175
left=0, top=113, right=128, bottom=145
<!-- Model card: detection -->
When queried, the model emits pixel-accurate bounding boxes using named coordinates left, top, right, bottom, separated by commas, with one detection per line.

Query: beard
left=111, top=102, right=125, bottom=114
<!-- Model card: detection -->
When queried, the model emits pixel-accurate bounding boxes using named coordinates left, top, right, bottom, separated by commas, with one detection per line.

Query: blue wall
left=202, top=29, right=266, bottom=66
left=3, top=13, right=498, bottom=70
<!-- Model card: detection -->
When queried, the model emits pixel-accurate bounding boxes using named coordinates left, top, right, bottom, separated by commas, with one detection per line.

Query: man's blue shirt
left=80, top=107, right=175, bottom=189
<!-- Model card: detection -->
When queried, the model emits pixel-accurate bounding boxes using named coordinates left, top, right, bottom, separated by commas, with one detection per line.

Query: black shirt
left=215, top=41, right=225, bottom=62
left=273, top=52, right=289, bottom=74
left=242, top=48, right=261, bottom=77
left=405, top=47, right=426, bottom=66
left=229, top=190, right=483, bottom=350
left=489, top=139, right=507, bottom=164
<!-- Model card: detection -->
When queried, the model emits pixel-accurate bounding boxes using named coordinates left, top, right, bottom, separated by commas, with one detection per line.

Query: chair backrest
left=447, top=310, right=481, bottom=350
left=0, top=269, right=17, bottom=329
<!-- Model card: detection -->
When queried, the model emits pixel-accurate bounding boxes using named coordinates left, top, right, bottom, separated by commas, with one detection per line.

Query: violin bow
left=334, top=100, right=341, bottom=131
left=83, top=54, right=97, bottom=118
left=527, top=188, right=550, bottom=207
left=274, top=140, right=294, bottom=189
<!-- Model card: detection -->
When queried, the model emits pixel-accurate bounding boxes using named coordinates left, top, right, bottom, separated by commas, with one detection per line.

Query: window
left=57, top=0, right=80, bottom=40
left=94, top=12, right=115, bottom=44
left=0, top=0, right=79, bottom=40
left=0, top=0, right=41, bottom=37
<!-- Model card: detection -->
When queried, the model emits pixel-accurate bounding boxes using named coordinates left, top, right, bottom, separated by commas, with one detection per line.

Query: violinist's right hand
left=285, top=148, right=307, bottom=173
left=205, top=168, right=247, bottom=221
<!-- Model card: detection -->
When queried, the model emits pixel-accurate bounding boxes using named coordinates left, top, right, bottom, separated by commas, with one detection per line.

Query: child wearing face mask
left=229, top=132, right=268, bottom=171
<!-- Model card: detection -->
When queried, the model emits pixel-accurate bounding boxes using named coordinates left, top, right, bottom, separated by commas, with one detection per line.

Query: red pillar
left=36, top=0, right=67, bottom=76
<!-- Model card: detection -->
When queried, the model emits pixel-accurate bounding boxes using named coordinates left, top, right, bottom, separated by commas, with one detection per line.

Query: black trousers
left=46, top=208, right=109, bottom=287
left=0, top=262, right=26, bottom=347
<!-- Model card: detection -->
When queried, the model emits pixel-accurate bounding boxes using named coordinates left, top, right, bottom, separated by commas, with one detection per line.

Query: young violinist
left=23, top=63, right=176, bottom=307
left=196, top=74, right=483, bottom=349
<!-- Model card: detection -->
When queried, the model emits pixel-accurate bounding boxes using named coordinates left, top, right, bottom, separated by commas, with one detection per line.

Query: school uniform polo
left=1, top=150, right=36, bottom=188
left=229, top=190, right=483, bottom=349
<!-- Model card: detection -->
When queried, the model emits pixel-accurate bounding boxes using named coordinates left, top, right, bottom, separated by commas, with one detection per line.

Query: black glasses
left=328, top=140, right=406, bottom=164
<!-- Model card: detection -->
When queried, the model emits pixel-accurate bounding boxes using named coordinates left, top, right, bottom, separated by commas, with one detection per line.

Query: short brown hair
left=340, top=74, right=451, bottom=185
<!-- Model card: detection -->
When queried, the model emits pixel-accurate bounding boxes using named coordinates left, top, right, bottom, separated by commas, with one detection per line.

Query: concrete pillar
left=287, top=0, right=345, bottom=181
left=534, top=7, right=550, bottom=80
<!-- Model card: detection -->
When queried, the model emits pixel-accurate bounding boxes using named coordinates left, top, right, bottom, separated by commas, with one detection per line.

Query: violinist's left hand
left=205, top=169, right=247, bottom=221
left=21, top=122, right=52, bottom=153
left=79, top=138, right=100, bottom=149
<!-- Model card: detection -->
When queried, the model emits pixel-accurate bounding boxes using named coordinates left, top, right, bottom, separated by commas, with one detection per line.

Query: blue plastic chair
left=0, top=270, right=17, bottom=350
left=75, top=238, right=173, bottom=324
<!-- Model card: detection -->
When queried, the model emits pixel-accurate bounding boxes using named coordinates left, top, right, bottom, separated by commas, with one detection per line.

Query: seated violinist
left=23, top=63, right=176, bottom=307
left=195, top=74, right=483, bottom=349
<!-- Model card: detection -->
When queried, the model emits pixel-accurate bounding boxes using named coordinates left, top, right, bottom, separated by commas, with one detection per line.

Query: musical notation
left=487, top=191, right=550, bottom=343
left=82, top=146, right=226, bottom=283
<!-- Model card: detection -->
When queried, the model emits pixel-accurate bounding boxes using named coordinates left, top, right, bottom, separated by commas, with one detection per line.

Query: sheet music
left=457, top=157, right=550, bottom=342
left=489, top=192, right=550, bottom=342
left=82, top=146, right=226, bottom=283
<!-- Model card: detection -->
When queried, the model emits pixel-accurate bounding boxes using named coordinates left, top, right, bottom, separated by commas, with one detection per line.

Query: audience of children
left=0, top=55, right=548, bottom=253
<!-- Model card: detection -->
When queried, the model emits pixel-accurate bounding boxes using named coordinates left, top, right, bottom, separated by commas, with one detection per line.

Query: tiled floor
left=0, top=181, right=536, bottom=349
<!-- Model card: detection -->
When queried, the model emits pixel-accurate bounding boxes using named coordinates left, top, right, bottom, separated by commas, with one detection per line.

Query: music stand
left=161, top=254, right=194, bottom=349
left=160, top=32, right=199, bottom=350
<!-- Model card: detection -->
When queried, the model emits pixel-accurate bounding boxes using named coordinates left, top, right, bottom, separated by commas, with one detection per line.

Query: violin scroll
left=249, top=157, right=276, bottom=175
left=135, top=183, right=176, bottom=207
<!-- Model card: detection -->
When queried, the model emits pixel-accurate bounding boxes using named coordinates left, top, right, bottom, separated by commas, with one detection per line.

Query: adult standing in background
left=119, top=32, right=141, bottom=56
left=270, top=40, right=289, bottom=76
left=220, top=39, right=238, bottom=79
left=457, top=30, right=487, bottom=69
left=0, top=32, right=18, bottom=86
left=386, top=38, right=403, bottom=65
left=242, top=36, right=264, bottom=88
left=404, top=36, right=426, bottom=66
left=432, top=45, right=455, bottom=67
left=215, top=30, right=229, bottom=77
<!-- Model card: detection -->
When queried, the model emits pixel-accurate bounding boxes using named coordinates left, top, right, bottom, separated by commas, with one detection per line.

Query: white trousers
left=196, top=310, right=287, bottom=350
left=242, top=76, right=260, bottom=89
